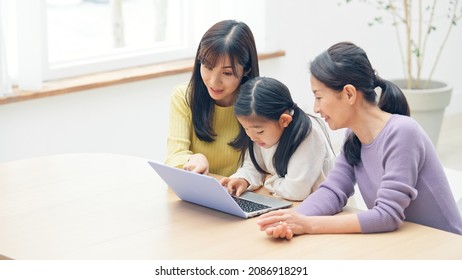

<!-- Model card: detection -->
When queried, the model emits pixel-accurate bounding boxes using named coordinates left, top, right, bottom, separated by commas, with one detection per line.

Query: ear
left=279, top=113, right=293, bottom=128
left=343, top=84, right=357, bottom=105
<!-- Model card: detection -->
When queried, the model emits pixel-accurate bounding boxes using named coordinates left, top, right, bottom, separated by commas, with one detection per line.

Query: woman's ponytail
left=376, top=76, right=410, bottom=116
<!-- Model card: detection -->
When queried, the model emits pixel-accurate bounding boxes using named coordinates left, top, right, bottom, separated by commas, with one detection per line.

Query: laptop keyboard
left=232, top=196, right=271, bottom=212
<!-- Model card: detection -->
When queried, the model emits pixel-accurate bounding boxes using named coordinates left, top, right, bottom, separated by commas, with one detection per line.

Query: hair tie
left=373, top=71, right=382, bottom=88
left=289, top=103, right=297, bottom=116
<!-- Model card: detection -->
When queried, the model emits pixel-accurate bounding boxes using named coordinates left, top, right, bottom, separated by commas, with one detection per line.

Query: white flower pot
left=392, top=79, right=452, bottom=147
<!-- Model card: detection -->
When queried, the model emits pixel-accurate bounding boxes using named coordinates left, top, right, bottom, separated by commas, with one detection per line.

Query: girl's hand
left=220, top=177, right=249, bottom=197
left=256, top=209, right=309, bottom=240
left=183, top=153, right=209, bottom=175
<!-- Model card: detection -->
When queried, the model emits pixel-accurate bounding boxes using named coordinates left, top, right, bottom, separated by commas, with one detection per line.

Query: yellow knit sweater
left=165, top=83, right=241, bottom=177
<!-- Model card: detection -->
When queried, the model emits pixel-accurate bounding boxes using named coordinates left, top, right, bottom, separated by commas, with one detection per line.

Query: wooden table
left=1, top=153, right=461, bottom=260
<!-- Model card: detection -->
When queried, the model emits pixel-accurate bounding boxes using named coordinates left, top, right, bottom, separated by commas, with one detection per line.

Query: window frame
left=17, top=0, right=194, bottom=86
left=10, top=0, right=269, bottom=91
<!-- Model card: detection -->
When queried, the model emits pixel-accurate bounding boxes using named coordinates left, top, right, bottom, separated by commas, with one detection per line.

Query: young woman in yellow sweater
left=165, top=20, right=260, bottom=176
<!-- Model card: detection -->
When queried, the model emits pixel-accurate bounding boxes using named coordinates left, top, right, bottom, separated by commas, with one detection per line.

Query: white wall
left=1, top=0, right=461, bottom=163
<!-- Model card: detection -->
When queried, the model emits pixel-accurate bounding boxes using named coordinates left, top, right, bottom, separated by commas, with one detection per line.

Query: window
left=45, top=0, right=192, bottom=80
left=1, top=0, right=268, bottom=92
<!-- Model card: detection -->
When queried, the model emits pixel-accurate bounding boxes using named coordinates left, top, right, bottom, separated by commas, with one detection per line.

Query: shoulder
left=293, top=116, right=328, bottom=152
left=170, top=82, right=190, bottom=106
left=171, top=82, right=189, bottom=99
left=388, top=114, right=418, bottom=127
left=376, top=114, right=430, bottom=154
left=306, top=115, right=329, bottom=143
left=383, top=114, right=424, bottom=139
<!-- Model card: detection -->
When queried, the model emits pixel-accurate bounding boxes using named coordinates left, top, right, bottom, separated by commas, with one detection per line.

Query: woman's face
left=200, top=55, right=245, bottom=107
left=311, top=75, right=350, bottom=130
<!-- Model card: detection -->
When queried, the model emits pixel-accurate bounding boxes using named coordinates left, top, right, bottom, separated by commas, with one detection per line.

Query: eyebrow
left=203, top=61, right=233, bottom=70
left=244, top=124, right=264, bottom=129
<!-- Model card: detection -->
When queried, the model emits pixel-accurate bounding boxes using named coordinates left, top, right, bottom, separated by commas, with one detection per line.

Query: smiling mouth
left=210, top=87, right=223, bottom=94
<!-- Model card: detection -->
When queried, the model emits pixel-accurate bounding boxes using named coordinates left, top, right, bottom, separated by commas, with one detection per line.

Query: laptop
left=147, top=160, right=292, bottom=218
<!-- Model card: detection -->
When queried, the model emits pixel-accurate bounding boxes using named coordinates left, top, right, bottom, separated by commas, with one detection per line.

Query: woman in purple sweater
left=257, top=42, right=462, bottom=238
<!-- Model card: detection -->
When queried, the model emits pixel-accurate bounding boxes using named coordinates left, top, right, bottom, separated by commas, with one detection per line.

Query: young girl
left=220, top=77, right=336, bottom=201
left=258, top=42, right=462, bottom=238
left=165, top=20, right=259, bottom=177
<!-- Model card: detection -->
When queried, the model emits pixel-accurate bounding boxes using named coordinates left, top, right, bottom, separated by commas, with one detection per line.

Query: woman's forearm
left=304, top=214, right=361, bottom=234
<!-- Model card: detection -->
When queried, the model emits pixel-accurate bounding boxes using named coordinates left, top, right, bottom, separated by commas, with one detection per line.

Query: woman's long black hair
left=187, top=20, right=259, bottom=147
left=309, top=42, right=410, bottom=166
left=234, top=77, right=313, bottom=177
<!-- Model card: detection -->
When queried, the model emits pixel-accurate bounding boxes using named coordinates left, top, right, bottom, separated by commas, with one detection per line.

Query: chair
left=444, top=168, right=462, bottom=215
left=458, top=197, right=462, bottom=215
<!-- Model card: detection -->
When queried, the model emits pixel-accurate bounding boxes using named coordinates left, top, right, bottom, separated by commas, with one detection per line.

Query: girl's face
left=237, top=116, right=288, bottom=149
left=200, top=55, right=245, bottom=107
left=311, top=75, right=350, bottom=130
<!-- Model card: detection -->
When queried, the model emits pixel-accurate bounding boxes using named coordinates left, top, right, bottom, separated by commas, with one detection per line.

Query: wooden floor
left=438, top=113, right=462, bottom=171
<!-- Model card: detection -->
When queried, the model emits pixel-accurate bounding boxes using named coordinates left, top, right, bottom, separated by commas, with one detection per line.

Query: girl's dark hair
left=234, top=77, right=312, bottom=177
left=187, top=19, right=259, bottom=144
left=309, top=41, right=410, bottom=166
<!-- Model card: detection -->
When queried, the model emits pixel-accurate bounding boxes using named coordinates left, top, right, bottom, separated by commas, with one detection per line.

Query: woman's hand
left=257, top=209, right=309, bottom=240
left=220, top=177, right=249, bottom=197
left=183, top=153, right=209, bottom=175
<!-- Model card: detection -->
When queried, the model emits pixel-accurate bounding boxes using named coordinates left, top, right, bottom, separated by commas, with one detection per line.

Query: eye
left=203, top=64, right=213, bottom=70
left=256, top=130, right=264, bottom=135
left=223, top=71, right=234, bottom=76
left=200, top=61, right=213, bottom=70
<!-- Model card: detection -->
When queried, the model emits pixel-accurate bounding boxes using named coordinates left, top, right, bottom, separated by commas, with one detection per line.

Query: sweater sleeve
left=357, top=120, right=421, bottom=233
left=264, top=126, right=332, bottom=201
left=165, top=83, right=192, bottom=168
left=230, top=149, right=265, bottom=191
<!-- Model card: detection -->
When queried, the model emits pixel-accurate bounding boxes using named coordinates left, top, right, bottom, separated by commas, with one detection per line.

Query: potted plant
left=344, top=0, right=462, bottom=146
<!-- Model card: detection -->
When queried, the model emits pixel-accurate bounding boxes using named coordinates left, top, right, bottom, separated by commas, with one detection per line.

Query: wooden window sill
left=0, top=50, right=285, bottom=105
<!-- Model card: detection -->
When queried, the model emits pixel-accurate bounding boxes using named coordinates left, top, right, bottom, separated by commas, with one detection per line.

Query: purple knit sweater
left=297, top=114, right=462, bottom=235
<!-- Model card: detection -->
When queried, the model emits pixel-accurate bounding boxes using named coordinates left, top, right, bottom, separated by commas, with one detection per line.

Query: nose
left=209, top=71, right=222, bottom=86
left=313, top=102, right=320, bottom=114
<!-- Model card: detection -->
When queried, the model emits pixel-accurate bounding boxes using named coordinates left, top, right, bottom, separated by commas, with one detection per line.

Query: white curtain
left=0, top=0, right=12, bottom=96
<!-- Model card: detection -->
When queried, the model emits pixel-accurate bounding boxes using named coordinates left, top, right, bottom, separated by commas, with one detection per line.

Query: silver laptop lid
left=147, top=160, right=292, bottom=218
